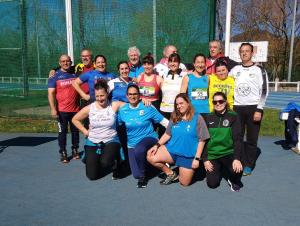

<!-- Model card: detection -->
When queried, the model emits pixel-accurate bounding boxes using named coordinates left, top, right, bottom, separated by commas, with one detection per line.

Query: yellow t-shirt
left=209, top=74, right=234, bottom=112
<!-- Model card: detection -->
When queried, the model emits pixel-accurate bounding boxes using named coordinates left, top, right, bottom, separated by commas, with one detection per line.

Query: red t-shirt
left=48, top=70, right=80, bottom=112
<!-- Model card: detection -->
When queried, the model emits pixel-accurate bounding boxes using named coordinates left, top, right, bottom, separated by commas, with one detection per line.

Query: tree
left=216, top=0, right=300, bottom=81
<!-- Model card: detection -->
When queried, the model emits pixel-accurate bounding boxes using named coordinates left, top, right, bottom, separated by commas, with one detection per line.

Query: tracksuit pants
left=206, top=154, right=242, bottom=188
left=233, top=105, right=262, bottom=168
left=128, top=137, right=157, bottom=179
left=57, top=111, right=79, bottom=152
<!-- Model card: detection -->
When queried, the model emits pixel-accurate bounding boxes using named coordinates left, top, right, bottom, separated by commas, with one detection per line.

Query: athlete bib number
left=140, top=86, right=155, bottom=97
left=191, top=88, right=207, bottom=100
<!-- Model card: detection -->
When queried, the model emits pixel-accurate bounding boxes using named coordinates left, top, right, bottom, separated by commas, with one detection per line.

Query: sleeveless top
left=187, top=73, right=209, bottom=113
left=88, top=102, right=118, bottom=143
left=208, top=74, right=234, bottom=112
left=138, top=73, right=160, bottom=101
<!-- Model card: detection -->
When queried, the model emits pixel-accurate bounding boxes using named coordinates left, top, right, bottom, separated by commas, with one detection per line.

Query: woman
left=202, top=92, right=243, bottom=191
left=72, top=54, right=115, bottom=103
left=72, top=79, right=123, bottom=180
left=137, top=54, right=163, bottom=110
left=108, top=61, right=133, bottom=102
left=118, top=84, right=169, bottom=188
left=208, top=60, right=234, bottom=112
left=180, top=53, right=209, bottom=114
left=147, top=93, right=210, bottom=186
left=160, top=53, right=187, bottom=120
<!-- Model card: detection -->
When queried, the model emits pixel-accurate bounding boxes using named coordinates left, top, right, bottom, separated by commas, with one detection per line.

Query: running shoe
left=160, top=171, right=178, bottom=185
left=112, top=169, right=122, bottom=180
left=136, top=177, right=148, bottom=188
left=72, top=148, right=80, bottom=160
left=60, top=151, right=69, bottom=163
left=291, top=147, right=300, bottom=154
left=243, top=166, right=252, bottom=176
left=227, top=179, right=241, bottom=192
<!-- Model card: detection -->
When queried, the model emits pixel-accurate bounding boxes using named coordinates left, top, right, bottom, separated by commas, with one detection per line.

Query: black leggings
left=206, top=154, right=242, bottom=189
left=85, top=142, right=120, bottom=180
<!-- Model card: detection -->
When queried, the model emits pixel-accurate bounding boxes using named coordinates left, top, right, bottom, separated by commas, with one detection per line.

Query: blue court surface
left=0, top=133, right=299, bottom=226
left=266, top=92, right=300, bottom=110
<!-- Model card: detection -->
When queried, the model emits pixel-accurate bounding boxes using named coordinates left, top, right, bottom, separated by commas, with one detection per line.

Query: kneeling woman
left=118, top=84, right=169, bottom=188
left=202, top=92, right=243, bottom=191
left=147, top=93, right=210, bottom=186
left=72, top=79, right=123, bottom=180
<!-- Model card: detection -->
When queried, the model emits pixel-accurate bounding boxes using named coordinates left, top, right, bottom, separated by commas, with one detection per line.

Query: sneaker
left=112, top=169, right=122, bottom=180
left=60, top=151, right=69, bottom=163
left=72, top=148, right=80, bottom=160
left=160, top=171, right=178, bottom=185
left=243, top=166, right=252, bottom=176
left=227, top=179, right=241, bottom=192
left=136, top=177, right=148, bottom=188
left=291, top=146, right=300, bottom=154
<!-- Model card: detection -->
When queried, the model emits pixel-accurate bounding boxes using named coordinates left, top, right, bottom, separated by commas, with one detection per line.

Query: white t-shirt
left=229, top=64, right=269, bottom=109
left=154, top=63, right=186, bottom=77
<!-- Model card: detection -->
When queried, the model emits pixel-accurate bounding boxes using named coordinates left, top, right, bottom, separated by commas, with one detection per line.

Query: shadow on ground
left=0, top=136, right=57, bottom=153
left=274, top=139, right=291, bottom=150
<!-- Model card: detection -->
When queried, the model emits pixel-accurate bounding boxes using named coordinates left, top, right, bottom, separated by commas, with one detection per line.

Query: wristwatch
left=194, top=157, right=201, bottom=161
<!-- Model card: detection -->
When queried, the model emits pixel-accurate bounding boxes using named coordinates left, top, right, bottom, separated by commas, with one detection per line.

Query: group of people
left=48, top=40, right=269, bottom=191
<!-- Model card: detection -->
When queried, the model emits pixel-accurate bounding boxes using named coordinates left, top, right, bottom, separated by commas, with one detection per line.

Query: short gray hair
left=127, top=46, right=141, bottom=57
left=209, top=40, right=223, bottom=51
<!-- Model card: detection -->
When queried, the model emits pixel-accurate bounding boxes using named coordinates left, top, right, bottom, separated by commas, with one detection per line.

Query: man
left=48, top=49, right=94, bottom=97
left=230, top=42, right=269, bottom=176
left=154, top=45, right=186, bottom=77
left=206, top=40, right=237, bottom=75
left=49, top=48, right=95, bottom=77
left=48, top=54, right=80, bottom=163
left=74, top=48, right=94, bottom=75
left=127, top=46, right=144, bottom=80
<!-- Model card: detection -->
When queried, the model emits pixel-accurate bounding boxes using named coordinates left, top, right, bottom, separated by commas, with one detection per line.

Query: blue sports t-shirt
left=165, top=114, right=210, bottom=157
left=187, top=74, right=209, bottom=113
left=108, top=78, right=134, bottom=102
left=80, top=70, right=115, bottom=101
left=118, top=102, right=163, bottom=148
left=129, top=65, right=144, bottom=79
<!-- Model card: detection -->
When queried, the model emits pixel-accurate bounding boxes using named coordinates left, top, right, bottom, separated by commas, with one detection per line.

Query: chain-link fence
left=0, top=0, right=216, bottom=119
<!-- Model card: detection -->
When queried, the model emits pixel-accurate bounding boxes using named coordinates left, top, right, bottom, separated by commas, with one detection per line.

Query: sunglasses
left=212, top=100, right=226, bottom=105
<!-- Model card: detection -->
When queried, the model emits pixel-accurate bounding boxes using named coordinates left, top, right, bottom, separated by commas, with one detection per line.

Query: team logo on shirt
left=249, top=73, right=256, bottom=78
left=222, top=119, right=229, bottom=127
left=186, top=125, right=191, bottom=132
left=236, top=72, right=241, bottom=77
left=139, top=110, right=144, bottom=116
left=237, top=83, right=251, bottom=96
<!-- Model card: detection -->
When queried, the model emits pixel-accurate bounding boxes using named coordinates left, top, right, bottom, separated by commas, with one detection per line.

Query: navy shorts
left=169, top=152, right=194, bottom=169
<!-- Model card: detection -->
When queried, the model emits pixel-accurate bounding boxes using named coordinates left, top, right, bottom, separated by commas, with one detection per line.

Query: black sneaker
left=227, top=179, right=241, bottom=192
left=112, top=169, right=122, bottom=180
left=136, top=177, right=148, bottom=188
left=72, top=148, right=80, bottom=160
left=160, top=171, right=178, bottom=185
left=60, top=151, right=69, bottom=163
